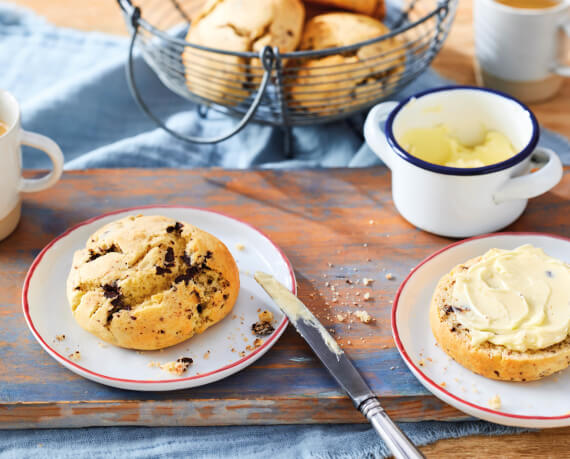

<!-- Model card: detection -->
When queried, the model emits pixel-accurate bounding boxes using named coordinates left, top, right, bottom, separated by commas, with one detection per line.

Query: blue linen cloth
left=0, top=3, right=568, bottom=458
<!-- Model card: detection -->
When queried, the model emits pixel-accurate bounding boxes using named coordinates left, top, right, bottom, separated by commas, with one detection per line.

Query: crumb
left=328, top=262, right=333, bottom=267
left=252, top=321, right=274, bottom=336
left=362, top=278, right=373, bottom=286
left=354, top=310, right=373, bottom=323
left=347, top=340, right=351, bottom=345
left=250, top=295, right=254, bottom=300
left=55, top=334, right=66, bottom=342
left=488, top=395, right=501, bottom=410
left=325, top=281, right=330, bottom=287
left=355, top=291, right=360, bottom=296
left=239, top=351, right=246, bottom=357
left=427, top=357, right=433, bottom=362
left=68, top=351, right=81, bottom=362
left=235, top=243, right=245, bottom=251
left=390, top=366, right=395, bottom=370
left=203, top=350, right=211, bottom=359
left=258, top=310, right=273, bottom=323
left=385, top=273, right=394, bottom=280
left=363, top=292, right=371, bottom=301
left=160, top=357, right=193, bottom=376
left=336, top=314, right=346, bottom=322
left=440, top=382, right=447, bottom=388
left=253, top=338, right=263, bottom=348
left=418, top=359, right=425, bottom=366
left=97, top=342, right=107, bottom=348
left=363, top=243, right=368, bottom=247
left=368, top=220, right=374, bottom=225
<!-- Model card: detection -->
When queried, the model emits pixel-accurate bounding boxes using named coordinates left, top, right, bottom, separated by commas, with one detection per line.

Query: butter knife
left=255, top=272, right=424, bottom=459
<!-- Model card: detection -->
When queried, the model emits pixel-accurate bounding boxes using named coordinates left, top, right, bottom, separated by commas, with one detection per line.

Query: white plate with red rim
left=22, top=205, right=294, bottom=391
left=392, top=232, right=570, bottom=428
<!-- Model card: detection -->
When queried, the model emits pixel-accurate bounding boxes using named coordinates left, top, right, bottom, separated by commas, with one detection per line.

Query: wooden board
left=1, top=168, right=568, bottom=428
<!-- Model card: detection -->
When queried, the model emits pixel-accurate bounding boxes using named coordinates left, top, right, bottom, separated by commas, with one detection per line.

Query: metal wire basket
left=117, top=0, right=457, bottom=144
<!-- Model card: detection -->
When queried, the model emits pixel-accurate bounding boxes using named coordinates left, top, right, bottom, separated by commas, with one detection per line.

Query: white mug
left=474, top=0, right=570, bottom=103
left=364, top=86, right=563, bottom=238
left=0, top=90, right=64, bottom=241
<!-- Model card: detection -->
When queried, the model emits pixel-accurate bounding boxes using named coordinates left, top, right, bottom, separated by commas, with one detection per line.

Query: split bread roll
left=304, top=0, right=385, bottom=18
left=183, top=0, right=305, bottom=105
left=430, top=251, right=570, bottom=382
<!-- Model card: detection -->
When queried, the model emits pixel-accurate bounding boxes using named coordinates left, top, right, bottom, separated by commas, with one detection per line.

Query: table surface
left=3, top=0, right=570, bottom=457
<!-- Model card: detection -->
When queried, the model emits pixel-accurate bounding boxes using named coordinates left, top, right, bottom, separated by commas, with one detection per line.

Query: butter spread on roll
left=450, top=244, right=570, bottom=351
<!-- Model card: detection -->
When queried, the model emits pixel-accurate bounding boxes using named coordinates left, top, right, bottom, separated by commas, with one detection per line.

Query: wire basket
left=117, top=0, right=457, bottom=144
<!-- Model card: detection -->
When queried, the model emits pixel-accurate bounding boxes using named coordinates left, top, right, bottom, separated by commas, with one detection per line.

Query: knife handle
left=360, top=398, right=425, bottom=459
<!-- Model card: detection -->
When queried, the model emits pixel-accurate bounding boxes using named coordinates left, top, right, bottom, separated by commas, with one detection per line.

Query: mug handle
left=554, top=23, right=570, bottom=77
left=364, top=101, right=399, bottom=170
left=493, top=147, right=563, bottom=204
left=19, top=130, right=64, bottom=193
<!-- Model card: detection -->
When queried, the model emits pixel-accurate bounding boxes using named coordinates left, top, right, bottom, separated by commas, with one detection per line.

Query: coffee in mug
left=474, top=0, right=569, bottom=103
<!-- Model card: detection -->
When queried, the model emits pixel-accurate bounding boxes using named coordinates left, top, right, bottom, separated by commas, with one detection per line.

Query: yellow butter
left=451, top=245, right=570, bottom=351
left=400, top=125, right=516, bottom=168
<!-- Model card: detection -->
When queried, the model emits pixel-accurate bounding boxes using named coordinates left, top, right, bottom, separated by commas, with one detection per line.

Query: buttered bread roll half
left=430, top=245, right=570, bottom=381
left=183, top=0, right=305, bottom=105
left=288, top=13, right=404, bottom=116
left=67, top=215, right=239, bottom=350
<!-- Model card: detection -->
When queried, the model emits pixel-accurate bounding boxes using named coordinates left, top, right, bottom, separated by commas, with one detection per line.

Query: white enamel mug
left=0, top=90, right=64, bottom=241
left=364, top=86, right=563, bottom=238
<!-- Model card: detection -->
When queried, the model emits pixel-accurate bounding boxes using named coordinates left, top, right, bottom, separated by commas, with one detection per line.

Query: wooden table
left=3, top=1, right=570, bottom=457
left=1, top=169, right=570, bottom=457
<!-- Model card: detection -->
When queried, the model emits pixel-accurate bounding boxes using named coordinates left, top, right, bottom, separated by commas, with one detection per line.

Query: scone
left=304, top=0, right=385, bottom=19
left=183, top=0, right=305, bottom=106
left=430, top=245, right=570, bottom=382
left=67, top=215, right=239, bottom=350
left=288, top=13, right=405, bottom=115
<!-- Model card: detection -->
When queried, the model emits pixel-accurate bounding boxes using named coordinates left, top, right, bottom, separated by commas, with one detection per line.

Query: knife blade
left=254, top=271, right=424, bottom=459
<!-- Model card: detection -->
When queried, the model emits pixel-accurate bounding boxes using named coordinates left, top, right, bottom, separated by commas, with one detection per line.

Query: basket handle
left=123, top=6, right=275, bottom=144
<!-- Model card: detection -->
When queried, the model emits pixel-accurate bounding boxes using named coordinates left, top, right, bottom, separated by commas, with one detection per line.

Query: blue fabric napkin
left=0, top=3, right=567, bottom=458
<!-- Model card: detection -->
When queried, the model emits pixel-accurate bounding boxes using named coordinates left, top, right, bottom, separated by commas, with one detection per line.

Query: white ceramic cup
left=364, top=86, right=563, bottom=238
left=474, top=0, right=570, bottom=103
left=0, top=90, right=64, bottom=241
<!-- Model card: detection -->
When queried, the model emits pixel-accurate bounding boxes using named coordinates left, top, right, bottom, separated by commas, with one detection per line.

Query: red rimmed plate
left=392, top=232, right=570, bottom=428
left=22, top=206, right=295, bottom=391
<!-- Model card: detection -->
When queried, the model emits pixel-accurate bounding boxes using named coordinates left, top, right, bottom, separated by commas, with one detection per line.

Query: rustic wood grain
left=0, top=168, right=568, bottom=433
left=6, top=0, right=570, bottom=138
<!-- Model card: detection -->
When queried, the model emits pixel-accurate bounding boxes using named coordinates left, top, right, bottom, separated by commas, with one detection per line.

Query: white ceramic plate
left=23, top=206, right=295, bottom=391
left=392, top=232, right=570, bottom=428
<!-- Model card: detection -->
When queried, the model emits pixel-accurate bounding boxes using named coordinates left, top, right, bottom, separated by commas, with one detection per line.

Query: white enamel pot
left=364, top=86, right=563, bottom=238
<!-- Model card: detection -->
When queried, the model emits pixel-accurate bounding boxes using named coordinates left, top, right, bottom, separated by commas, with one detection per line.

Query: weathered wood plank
left=0, top=168, right=568, bottom=427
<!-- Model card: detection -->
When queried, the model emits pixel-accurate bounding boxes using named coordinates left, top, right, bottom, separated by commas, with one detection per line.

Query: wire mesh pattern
left=118, top=0, right=457, bottom=131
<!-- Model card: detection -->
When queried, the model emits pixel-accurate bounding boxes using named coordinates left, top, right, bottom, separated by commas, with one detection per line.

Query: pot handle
left=493, top=147, right=563, bottom=204
left=364, top=102, right=399, bottom=170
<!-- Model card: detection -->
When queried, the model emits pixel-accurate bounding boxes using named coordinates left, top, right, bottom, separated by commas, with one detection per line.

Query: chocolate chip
left=252, top=321, right=274, bottom=337
left=130, top=316, right=137, bottom=320
left=181, top=253, right=191, bottom=266
left=165, top=247, right=174, bottom=264
left=174, top=265, right=200, bottom=285
left=223, top=294, right=229, bottom=300
left=286, top=29, right=293, bottom=36
left=166, top=222, right=183, bottom=234
left=177, top=357, right=193, bottom=365
left=443, top=305, right=453, bottom=315
left=197, top=304, right=202, bottom=313
left=88, top=244, right=119, bottom=262
left=546, top=270, right=554, bottom=278
left=156, top=266, right=171, bottom=275
left=159, top=330, right=165, bottom=334
left=102, top=283, right=120, bottom=299
left=494, top=370, right=500, bottom=377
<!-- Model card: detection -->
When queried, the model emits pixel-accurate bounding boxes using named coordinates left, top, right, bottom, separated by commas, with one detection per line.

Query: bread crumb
left=363, top=292, right=371, bottom=301
left=347, top=340, right=351, bottom=345
left=203, top=350, right=211, bottom=359
left=390, top=366, right=395, bottom=370
left=55, top=334, right=66, bottom=342
left=418, top=359, right=425, bottom=366
left=336, top=314, right=346, bottom=322
left=253, top=338, right=263, bottom=348
left=235, top=243, right=245, bottom=251
left=363, top=243, right=368, bottom=247
left=97, top=342, right=107, bottom=348
left=440, top=382, right=447, bottom=387
left=68, top=351, right=81, bottom=362
left=385, top=273, right=394, bottom=280
left=368, top=220, right=374, bottom=225
left=354, top=310, right=373, bottom=323
left=258, top=310, right=273, bottom=323
left=362, top=278, right=373, bottom=286
left=488, top=395, right=501, bottom=410
left=160, top=357, right=193, bottom=376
